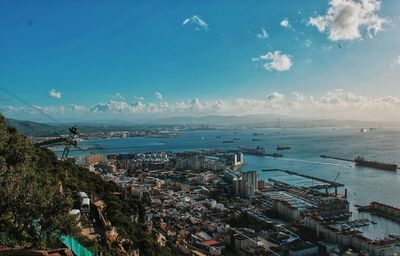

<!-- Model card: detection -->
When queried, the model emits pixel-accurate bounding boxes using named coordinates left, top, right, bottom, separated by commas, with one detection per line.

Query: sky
left=1, top=0, right=400, bottom=123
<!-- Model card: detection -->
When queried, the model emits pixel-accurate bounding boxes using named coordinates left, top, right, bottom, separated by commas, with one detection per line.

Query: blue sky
left=1, top=0, right=400, bottom=122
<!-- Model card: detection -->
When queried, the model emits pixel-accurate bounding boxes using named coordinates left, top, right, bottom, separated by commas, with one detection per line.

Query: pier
left=358, top=202, right=400, bottom=223
left=263, top=169, right=345, bottom=195
left=320, top=155, right=353, bottom=162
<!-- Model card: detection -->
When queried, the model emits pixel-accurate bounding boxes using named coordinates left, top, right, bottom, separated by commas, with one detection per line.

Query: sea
left=70, top=127, right=400, bottom=239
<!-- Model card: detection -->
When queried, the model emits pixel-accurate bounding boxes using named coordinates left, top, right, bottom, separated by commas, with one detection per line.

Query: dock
left=263, top=169, right=344, bottom=187
left=263, top=168, right=344, bottom=195
left=357, top=202, right=400, bottom=223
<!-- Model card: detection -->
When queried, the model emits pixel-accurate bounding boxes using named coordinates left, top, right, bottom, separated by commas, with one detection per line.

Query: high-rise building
left=175, top=152, right=206, bottom=170
left=241, top=171, right=258, bottom=196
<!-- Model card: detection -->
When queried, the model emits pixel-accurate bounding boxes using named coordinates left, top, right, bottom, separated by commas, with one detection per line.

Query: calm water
left=73, top=127, right=400, bottom=239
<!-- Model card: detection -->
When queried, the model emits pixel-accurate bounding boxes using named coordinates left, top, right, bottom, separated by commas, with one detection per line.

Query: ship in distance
left=354, top=156, right=397, bottom=171
left=276, top=145, right=291, bottom=150
left=253, top=132, right=265, bottom=136
left=320, top=154, right=398, bottom=171
left=238, top=146, right=283, bottom=158
left=239, top=146, right=266, bottom=155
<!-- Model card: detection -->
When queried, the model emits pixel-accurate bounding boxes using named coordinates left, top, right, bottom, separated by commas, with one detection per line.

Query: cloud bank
left=4, top=89, right=400, bottom=122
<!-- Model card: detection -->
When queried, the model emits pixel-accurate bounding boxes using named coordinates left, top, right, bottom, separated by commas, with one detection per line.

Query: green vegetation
left=5, top=118, right=64, bottom=137
left=0, top=115, right=172, bottom=255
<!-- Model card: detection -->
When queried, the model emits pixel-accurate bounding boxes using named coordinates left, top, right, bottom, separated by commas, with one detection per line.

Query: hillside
left=0, top=115, right=172, bottom=255
left=5, top=118, right=63, bottom=137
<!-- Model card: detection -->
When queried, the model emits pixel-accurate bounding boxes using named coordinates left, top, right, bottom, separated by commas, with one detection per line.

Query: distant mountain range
left=5, top=115, right=400, bottom=136
left=5, top=118, right=64, bottom=137
left=154, top=114, right=399, bottom=128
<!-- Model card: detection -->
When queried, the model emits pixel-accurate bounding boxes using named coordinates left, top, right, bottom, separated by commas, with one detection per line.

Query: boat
left=360, top=128, right=368, bottom=132
left=222, top=140, right=234, bottom=143
left=252, top=138, right=262, bottom=141
left=233, top=138, right=240, bottom=141
left=271, top=153, right=283, bottom=158
left=253, top=132, right=265, bottom=136
left=276, top=145, right=291, bottom=150
left=240, top=146, right=267, bottom=156
left=389, top=233, right=400, bottom=239
left=354, top=156, right=397, bottom=171
left=215, top=136, right=222, bottom=138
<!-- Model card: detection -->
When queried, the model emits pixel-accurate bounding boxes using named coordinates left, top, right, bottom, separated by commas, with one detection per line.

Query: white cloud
left=155, top=92, right=164, bottom=101
left=112, top=93, right=125, bottom=101
left=390, top=54, right=400, bottom=68
left=253, top=51, right=293, bottom=72
left=266, top=92, right=284, bottom=101
left=71, top=104, right=87, bottom=113
left=134, top=96, right=144, bottom=101
left=5, top=90, right=400, bottom=121
left=256, top=27, right=269, bottom=39
left=280, top=18, right=290, bottom=28
left=182, top=15, right=209, bottom=31
left=307, top=0, right=386, bottom=41
left=49, top=89, right=61, bottom=99
left=322, top=45, right=333, bottom=50
left=87, top=89, right=400, bottom=121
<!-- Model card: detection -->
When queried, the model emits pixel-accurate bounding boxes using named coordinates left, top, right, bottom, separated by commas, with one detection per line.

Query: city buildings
left=176, top=152, right=206, bottom=170
left=71, top=149, right=400, bottom=255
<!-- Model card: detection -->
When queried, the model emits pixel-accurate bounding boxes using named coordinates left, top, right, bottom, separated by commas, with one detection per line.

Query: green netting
left=59, top=235, right=94, bottom=256
left=32, top=219, right=94, bottom=256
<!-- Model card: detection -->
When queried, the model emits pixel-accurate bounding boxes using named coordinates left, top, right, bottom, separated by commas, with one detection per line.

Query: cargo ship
left=253, top=132, right=265, bottom=136
left=354, top=156, right=397, bottom=171
left=276, top=145, right=291, bottom=150
left=267, top=153, right=283, bottom=158
left=239, top=146, right=267, bottom=156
